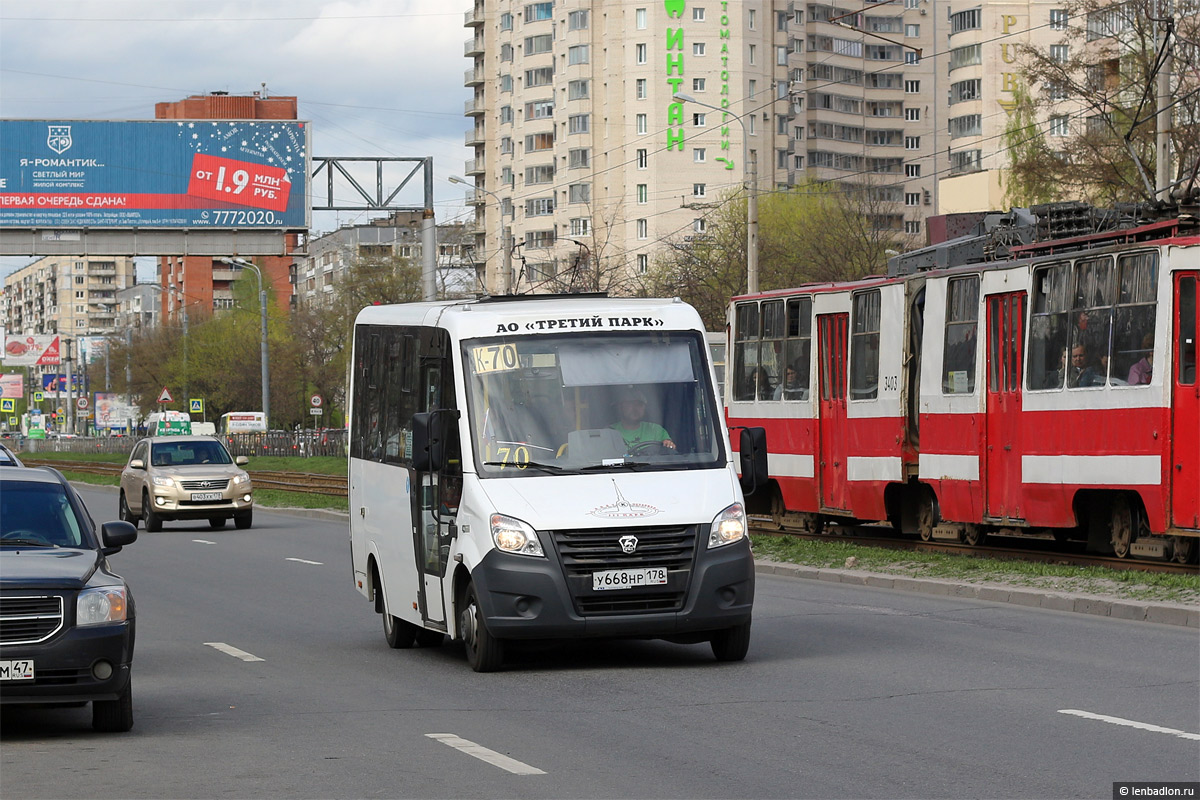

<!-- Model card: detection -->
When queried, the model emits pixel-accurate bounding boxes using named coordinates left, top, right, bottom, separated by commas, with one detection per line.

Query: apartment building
left=2, top=256, right=136, bottom=337
left=462, top=0, right=939, bottom=293
left=294, top=213, right=478, bottom=306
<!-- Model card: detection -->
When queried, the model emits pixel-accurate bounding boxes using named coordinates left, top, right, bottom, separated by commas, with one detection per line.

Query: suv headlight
left=232, top=471, right=250, bottom=485
left=151, top=475, right=174, bottom=488
left=489, top=514, right=544, bottom=557
left=77, top=586, right=128, bottom=626
left=708, top=503, right=747, bottom=548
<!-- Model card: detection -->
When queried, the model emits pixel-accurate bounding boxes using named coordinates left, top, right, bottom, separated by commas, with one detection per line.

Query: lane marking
left=425, top=733, right=546, bottom=775
left=1058, top=709, right=1200, bottom=741
left=285, top=557, right=323, bottom=565
left=193, top=539, right=216, bottom=545
left=204, top=642, right=265, bottom=662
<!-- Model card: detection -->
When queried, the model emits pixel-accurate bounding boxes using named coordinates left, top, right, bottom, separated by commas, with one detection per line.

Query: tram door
left=985, top=292, right=1026, bottom=519
left=817, top=313, right=849, bottom=511
left=1172, top=274, right=1199, bottom=528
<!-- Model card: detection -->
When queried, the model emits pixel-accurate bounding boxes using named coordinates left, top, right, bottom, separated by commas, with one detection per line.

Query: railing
left=12, top=429, right=348, bottom=459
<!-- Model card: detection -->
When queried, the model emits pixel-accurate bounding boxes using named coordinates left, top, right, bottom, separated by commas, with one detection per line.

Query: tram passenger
left=1127, top=333, right=1154, bottom=384
left=610, top=387, right=675, bottom=452
left=773, top=363, right=806, bottom=400
left=751, top=366, right=775, bottom=401
left=1068, top=344, right=1104, bottom=387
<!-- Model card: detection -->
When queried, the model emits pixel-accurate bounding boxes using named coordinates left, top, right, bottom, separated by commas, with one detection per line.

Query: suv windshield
left=463, top=331, right=724, bottom=475
left=150, top=440, right=233, bottom=467
left=0, top=481, right=85, bottom=547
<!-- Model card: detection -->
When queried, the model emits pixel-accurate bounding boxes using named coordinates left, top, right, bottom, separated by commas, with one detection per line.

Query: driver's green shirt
left=611, top=421, right=671, bottom=449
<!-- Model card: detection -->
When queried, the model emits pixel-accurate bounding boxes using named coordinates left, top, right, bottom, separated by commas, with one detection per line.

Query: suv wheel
left=234, top=510, right=253, bottom=530
left=143, top=491, right=163, bottom=533
left=118, top=491, right=137, bottom=528
left=92, top=677, right=133, bottom=732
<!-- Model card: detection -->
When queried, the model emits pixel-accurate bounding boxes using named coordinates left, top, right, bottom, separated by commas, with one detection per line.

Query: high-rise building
left=154, top=92, right=301, bottom=320
left=462, top=0, right=939, bottom=293
left=2, top=256, right=135, bottom=337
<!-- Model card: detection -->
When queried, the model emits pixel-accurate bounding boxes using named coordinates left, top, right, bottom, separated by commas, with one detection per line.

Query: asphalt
left=75, top=484, right=1200, bottom=630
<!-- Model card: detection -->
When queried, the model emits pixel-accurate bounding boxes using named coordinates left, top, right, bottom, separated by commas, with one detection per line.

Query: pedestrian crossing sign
left=190, top=398, right=204, bottom=413
left=0, top=399, right=14, bottom=413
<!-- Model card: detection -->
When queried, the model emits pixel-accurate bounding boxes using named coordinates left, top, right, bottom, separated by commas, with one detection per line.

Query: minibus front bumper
left=471, top=537, right=754, bottom=640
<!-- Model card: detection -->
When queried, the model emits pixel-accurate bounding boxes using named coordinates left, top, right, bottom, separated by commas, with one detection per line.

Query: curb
left=755, top=561, right=1200, bottom=629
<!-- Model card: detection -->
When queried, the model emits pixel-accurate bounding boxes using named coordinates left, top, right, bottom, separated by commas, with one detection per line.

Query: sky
left=0, top=0, right=473, bottom=280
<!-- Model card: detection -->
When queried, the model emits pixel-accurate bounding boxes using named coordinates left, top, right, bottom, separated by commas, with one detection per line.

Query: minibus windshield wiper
left=579, top=461, right=654, bottom=471
left=482, top=460, right=566, bottom=473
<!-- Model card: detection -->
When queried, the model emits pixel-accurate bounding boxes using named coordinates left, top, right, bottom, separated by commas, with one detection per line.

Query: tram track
left=750, top=521, right=1200, bottom=576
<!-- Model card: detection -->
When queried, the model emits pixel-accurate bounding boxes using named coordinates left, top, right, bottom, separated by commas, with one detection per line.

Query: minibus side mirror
left=737, top=426, right=768, bottom=496
left=412, top=409, right=460, bottom=472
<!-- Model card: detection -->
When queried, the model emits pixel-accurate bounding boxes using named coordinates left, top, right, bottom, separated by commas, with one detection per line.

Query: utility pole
left=64, top=338, right=74, bottom=435
left=1155, top=13, right=1173, bottom=199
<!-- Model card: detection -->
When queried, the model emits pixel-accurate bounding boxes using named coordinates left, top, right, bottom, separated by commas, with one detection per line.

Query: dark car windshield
left=0, top=481, right=85, bottom=547
left=150, top=441, right=233, bottom=467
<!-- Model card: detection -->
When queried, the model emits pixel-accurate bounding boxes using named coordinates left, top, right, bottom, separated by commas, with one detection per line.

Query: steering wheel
left=628, top=441, right=671, bottom=456
left=2, top=529, right=49, bottom=543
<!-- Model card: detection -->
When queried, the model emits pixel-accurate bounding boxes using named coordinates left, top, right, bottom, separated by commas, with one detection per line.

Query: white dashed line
left=426, top=733, right=546, bottom=775
left=204, top=642, right=265, bottom=662
left=193, top=539, right=216, bottom=545
left=285, top=557, right=323, bottom=565
left=1058, top=709, right=1200, bottom=741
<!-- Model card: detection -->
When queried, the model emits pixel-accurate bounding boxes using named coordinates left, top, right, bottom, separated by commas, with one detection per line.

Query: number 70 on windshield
left=472, top=344, right=519, bottom=374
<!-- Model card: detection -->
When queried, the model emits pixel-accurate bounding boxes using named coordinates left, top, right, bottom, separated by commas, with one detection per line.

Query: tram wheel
left=770, top=491, right=787, bottom=531
left=962, top=525, right=987, bottom=547
left=916, top=493, right=936, bottom=542
left=1170, top=536, right=1198, bottom=565
left=1109, top=496, right=1135, bottom=559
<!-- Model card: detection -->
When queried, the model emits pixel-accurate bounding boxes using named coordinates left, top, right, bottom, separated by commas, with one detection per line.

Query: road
left=2, top=485, right=1197, bottom=799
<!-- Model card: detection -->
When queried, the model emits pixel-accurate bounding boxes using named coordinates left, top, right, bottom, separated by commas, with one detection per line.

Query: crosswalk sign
left=33, top=391, right=45, bottom=402
left=190, top=398, right=204, bottom=413
left=0, top=399, right=14, bottom=413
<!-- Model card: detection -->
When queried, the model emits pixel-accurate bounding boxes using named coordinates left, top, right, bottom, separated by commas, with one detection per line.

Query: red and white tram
left=725, top=215, right=1199, bottom=563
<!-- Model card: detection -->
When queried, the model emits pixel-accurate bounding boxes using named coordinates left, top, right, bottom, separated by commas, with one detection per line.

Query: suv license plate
left=191, top=492, right=223, bottom=502
left=0, top=660, right=35, bottom=681
left=592, top=568, right=668, bottom=591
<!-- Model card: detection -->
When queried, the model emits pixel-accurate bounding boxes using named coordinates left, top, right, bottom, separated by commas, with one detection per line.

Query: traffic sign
left=190, top=398, right=204, bottom=413
left=0, top=398, right=13, bottom=413
left=309, top=407, right=324, bottom=416
left=310, top=394, right=323, bottom=408
left=157, top=386, right=173, bottom=404
left=33, top=391, right=44, bottom=402
left=7, top=416, right=16, bottom=427
left=76, top=396, right=89, bottom=410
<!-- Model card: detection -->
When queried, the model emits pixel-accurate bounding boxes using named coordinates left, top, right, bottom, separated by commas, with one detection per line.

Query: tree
left=1011, top=0, right=1200, bottom=204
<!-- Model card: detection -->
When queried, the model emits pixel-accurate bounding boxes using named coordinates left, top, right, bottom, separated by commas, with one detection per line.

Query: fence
left=11, top=429, right=348, bottom=459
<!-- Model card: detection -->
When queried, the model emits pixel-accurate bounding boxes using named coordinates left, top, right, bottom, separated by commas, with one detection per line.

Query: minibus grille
left=550, top=524, right=698, bottom=616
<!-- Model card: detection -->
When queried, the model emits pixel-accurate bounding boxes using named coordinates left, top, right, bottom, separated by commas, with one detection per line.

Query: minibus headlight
left=708, top=503, right=747, bottom=548
left=490, top=514, right=545, bottom=557
left=77, top=586, right=128, bottom=626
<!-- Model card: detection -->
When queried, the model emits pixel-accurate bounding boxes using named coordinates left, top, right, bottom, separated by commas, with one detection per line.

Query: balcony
left=464, top=6, right=484, bottom=26
left=465, top=97, right=485, bottom=116
left=465, top=189, right=486, bottom=207
left=464, top=37, right=484, bottom=57
left=464, top=157, right=485, bottom=176
left=465, top=66, right=485, bottom=86
left=465, top=128, right=484, bottom=147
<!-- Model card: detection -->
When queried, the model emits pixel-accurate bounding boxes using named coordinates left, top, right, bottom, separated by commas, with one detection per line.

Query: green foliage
left=1001, top=84, right=1059, bottom=207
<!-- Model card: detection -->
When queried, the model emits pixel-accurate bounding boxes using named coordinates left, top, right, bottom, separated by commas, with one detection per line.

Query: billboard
left=0, top=373, right=22, bottom=399
left=2, top=333, right=61, bottom=366
left=0, top=119, right=309, bottom=230
left=95, top=392, right=138, bottom=428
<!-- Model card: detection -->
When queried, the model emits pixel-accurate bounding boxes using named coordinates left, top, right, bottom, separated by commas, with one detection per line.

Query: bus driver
left=611, top=387, right=675, bottom=452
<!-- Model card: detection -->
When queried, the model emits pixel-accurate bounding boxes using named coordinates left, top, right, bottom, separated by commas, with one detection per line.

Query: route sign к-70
left=0, top=120, right=310, bottom=230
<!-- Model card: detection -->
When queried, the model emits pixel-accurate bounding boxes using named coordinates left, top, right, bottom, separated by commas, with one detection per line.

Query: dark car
left=0, top=466, right=139, bottom=731
left=0, top=441, right=22, bottom=467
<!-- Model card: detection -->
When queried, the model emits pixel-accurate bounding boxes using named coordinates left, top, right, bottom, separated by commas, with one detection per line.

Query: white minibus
left=348, top=295, right=767, bottom=671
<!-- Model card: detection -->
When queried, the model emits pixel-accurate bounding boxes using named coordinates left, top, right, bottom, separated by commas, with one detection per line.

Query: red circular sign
left=310, top=394, right=323, bottom=407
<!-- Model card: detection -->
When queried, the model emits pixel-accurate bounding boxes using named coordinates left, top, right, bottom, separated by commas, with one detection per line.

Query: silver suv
left=119, top=437, right=253, bottom=531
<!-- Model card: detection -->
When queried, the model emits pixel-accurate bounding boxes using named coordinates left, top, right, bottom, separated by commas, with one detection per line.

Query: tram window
left=760, top=300, right=786, bottom=399
left=782, top=297, right=812, bottom=401
left=1028, top=263, right=1070, bottom=390
left=1112, top=252, right=1158, bottom=386
left=1068, top=256, right=1114, bottom=388
left=1009, top=297, right=1025, bottom=391
left=942, top=276, right=979, bottom=394
left=850, top=290, right=881, bottom=400
left=733, top=302, right=760, bottom=401
left=1180, top=277, right=1196, bottom=385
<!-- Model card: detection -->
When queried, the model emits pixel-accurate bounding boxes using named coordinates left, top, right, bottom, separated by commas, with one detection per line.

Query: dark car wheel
left=142, top=492, right=162, bottom=533
left=92, top=677, right=133, bottom=732
left=234, top=510, right=253, bottom=530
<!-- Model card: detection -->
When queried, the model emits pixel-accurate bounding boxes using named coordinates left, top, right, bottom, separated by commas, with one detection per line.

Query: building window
left=693, top=218, right=706, bottom=233
left=525, top=230, right=556, bottom=249
left=693, top=42, right=706, bottom=56
left=568, top=45, right=590, bottom=65
left=1051, top=44, right=1070, bottom=63
left=693, top=7, right=706, bottom=21
left=500, top=74, right=513, bottom=92
left=1049, top=115, right=1070, bottom=136
left=500, top=136, right=514, bottom=154
left=693, top=183, right=707, bottom=198
left=500, top=12, right=513, bottom=30
left=526, top=67, right=554, bottom=87
left=568, top=79, right=590, bottom=99
left=500, top=44, right=513, bottom=62
left=904, top=51, right=919, bottom=65
left=748, top=8, right=756, bottom=28
left=525, top=131, right=554, bottom=151
left=568, top=9, right=589, bottom=30
left=570, top=218, right=590, bottom=236
left=636, top=78, right=647, bottom=99
left=568, top=114, right=589, bottom=134
left=905, top=136, right=920, bottom=149
left=748, top=79, right=756, bottom=99
left=637, top=149, right=648, bottom=169
left=905, top=80, right=920, bottom=93
left=905, top=192, right=920, bottom=206
left=949, top=114, right=982, bottom=138
left=637, top=254, right=649, bottom=273
left=525, top=197, right=554, bottom=216
left=748, top=44, right=757, bottom=65
left=525, top=34, right=553, bottom=55
left=693, top=77, right=706, bottom=92
left=637, top=113, right=648, bottom=134
left=693, top=112, right=706, bottom=127
left=636, top=43, right=647, bottom=64
left=637, top=219, right=648, bottom=239
left=568, top=148, right=590, bottom=168
left=1048, top=81, right=1069, bottom=100
left=524, top=2, right=553, bottom=23
left=525, top=164, right=555, bottom=184
left=1050, top=9, right=1068, bottom=30
left=637, top=184, right=648, bottom=204
left=949, top=9, right=981, bottom=33
left=905, top=107, right=920, bottom=121
left=636, top=7, right=647, bottom=29
left=905, top=163, right=921, bottom=177
left=568, top=183, right=591, bottom=203
left=694, top=148, right=705, bottom=162
left=905, top=23, right=920, bottom=36
left=525, top=99, right=554, bottom=120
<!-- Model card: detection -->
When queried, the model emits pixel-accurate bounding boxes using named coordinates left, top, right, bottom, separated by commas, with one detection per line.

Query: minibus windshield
left=463, top=331, right=725, bottom=476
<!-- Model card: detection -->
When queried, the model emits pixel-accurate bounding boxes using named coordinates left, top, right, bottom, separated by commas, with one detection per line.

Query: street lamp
left=673, top=92, right=759, bottom=294
left=219, top=257, right=270, bottom=429
left=449, top=175, right=513, bottom=295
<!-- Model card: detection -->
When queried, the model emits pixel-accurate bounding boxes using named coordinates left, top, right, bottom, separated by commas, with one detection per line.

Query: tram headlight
left=708, top=503, right=747, bottom=548
left=490, top=513, right=545, bottom=557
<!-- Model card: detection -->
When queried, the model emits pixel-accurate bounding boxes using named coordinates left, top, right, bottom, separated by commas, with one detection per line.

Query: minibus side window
left=942, top=275, right=979, bottom=394
left=850, top=290, right=881, bottom=400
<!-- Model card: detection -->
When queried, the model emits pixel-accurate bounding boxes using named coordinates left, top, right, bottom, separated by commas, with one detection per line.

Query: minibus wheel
left=460, top=583, right=504, bottom=672
left=710, top=620, right=751, bottom=662
left=383, top=606, right=417, bottom=649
